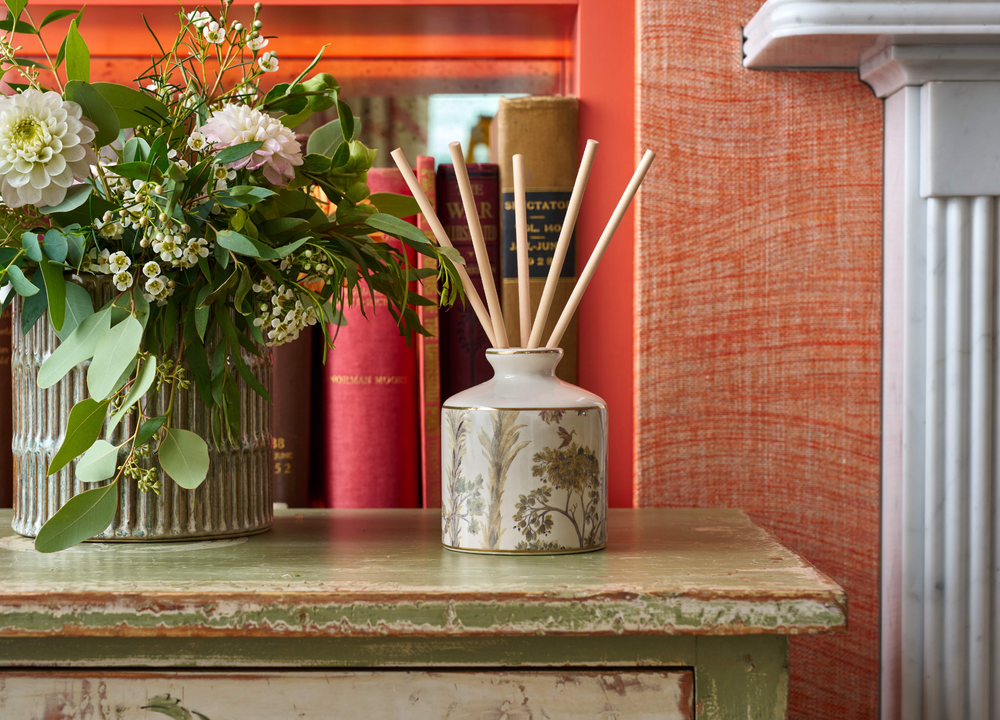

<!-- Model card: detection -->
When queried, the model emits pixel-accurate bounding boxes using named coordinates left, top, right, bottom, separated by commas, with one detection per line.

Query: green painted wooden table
left=0, top=508, right=846, bottom=719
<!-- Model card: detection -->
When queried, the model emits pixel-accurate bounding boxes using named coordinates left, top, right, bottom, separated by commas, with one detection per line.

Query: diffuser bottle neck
left=486, top=348, right=563, bottom=380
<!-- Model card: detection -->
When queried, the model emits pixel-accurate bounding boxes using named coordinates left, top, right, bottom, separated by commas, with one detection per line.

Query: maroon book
left=437, top=163, right=500, bottom=402
left=271, top=326, right=313, bottom=507
left=322, top=168, right=420, bottom=508
left=0, top=308, right=10, bottom=508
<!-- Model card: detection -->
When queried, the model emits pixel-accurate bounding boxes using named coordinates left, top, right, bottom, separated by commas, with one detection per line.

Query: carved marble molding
left=744, top=1, right=1000, bottom=68
left=744, top=3, right=1000, bottom=720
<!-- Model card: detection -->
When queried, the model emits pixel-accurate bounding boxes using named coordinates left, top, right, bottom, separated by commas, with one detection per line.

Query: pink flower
left=200, top=103, right=302, bottom=186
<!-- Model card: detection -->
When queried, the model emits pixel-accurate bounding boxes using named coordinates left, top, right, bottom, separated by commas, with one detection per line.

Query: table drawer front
left=0, top=670, right=694, bottom=719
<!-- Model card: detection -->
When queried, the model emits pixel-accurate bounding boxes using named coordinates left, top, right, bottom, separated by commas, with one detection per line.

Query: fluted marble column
left=743, top=3, right=1000, bottom=718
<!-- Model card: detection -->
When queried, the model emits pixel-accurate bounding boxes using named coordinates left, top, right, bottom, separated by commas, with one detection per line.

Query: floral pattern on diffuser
left=442, top=407, right=607, bottom=553
left=0, top=0, right=465, bottom=552
left=441, top=348, right=608, bottom=555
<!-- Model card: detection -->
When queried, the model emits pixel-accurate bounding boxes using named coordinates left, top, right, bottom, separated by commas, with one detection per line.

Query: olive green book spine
left=494, top=96, right=579, bottom=384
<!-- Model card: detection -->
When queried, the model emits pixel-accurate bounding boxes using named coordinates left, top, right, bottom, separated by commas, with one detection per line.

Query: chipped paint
left=0, top=590, right=845, bottom=638
left=0, top=509, right=846, bottom=642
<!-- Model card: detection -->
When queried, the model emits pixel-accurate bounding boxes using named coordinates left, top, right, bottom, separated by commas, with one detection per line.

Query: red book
left=0, top=308, right=10, bottom=508
left=415, top=156, right=442, bottom=508
left=271, top=326, right=313, bottom=508
left=437, top=163, right=500, bottom=402
left=322, top=169, right=420, bottom=508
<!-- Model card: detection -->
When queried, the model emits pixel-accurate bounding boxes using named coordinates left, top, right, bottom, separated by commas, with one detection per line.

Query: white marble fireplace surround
left=744, top=3, right=1000, bottom=719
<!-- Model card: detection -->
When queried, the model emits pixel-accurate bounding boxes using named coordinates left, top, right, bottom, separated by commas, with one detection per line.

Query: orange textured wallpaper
left=634, top=2, right=882, bottom=718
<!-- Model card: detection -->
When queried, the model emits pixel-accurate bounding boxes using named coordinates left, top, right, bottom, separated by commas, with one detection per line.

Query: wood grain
left=634, top=1, right=882, bottom=718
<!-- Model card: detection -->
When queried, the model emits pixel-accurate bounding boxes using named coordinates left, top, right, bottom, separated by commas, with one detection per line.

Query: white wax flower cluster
left=251, top=276, right=318, bottom=346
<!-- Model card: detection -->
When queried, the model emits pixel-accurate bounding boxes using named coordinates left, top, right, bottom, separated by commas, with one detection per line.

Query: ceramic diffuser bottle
left=441, top=348, right=607, bottom=554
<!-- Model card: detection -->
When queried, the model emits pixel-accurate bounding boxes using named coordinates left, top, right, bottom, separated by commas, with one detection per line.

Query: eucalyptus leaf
left=77, top=439, right=119, bottom=483
left=48, top=398, right=111, bottom=475
left=108, top=355, right=156, bottom=429
left=6, top=264, right=38, bottom=296
left=159, top=428, right=210, bottom=490
left=38, top=309, right=110, bottom=388
left=33, top=481, right=118, bottom=552
left=65, top=19, right=89, bottom=83
left=19, top=272, right=47, bottom=334
left=64, top=80, right=119, bottom=147
left=109, top=357, right=138, bottom=396
left=306, top=119, right=345, bottom=157
left=135, top=415, right=166, bottom=447
left=41, top=228, right=68, bottom=263
left=21, top=231, right=41, bottom=261
left=38, top=259, right=66, bottom=332
left=92, top=82, right=168, bottom=128
left=38, top=183, right=92, bottom=214
left=87, top=316, right=143, bottom=400
left=56, top=282, right=95, bottom=341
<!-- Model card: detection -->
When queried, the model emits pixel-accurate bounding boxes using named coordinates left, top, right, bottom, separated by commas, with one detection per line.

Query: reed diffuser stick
left=390, top=148, right=497, bottom=348
left=546, top=149, right=657, bottom=349
left=448, top=142, right=509, bottom=348
left=512, top=154, right=531, bottom=346
left=527, top=139, right=598, bottom=348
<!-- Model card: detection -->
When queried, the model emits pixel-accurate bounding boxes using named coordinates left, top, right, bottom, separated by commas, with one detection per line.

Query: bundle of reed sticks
left=391, top=141, right=655, bottom=350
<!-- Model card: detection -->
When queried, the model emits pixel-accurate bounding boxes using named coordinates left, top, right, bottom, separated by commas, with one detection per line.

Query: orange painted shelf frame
left=17, top=0, right=638, bottom=506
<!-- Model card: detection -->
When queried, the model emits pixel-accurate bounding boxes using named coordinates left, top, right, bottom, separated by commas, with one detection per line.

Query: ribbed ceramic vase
left=441, top=347, right=608, bottom=554
left=10, top=279, right=273, bottom=541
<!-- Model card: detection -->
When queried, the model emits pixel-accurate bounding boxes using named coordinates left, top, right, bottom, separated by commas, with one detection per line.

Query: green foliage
left=33, top=482, right=118, bottom=553
left=64, top=18, right=89, bottom=82
left=48, top=397, right=111, bottom=475
left=38, top=307, right=111, bottom=388
left=87, top=315, right=142, bottom=400
left=38, top=184, right=91, bottom=213
left=92, top=83, right=168, bottom=127
left=64, top=80, right=118, bottom=147
left=56, top=282, right=95, bottom=340
left=5, top=264, right=37, bottom=296
left=214, top=141, right=262, bottom=165
left=5, top=0, right=467, bottom=551
left=38, top=258, right=65, bottom=331
left=108, top=354, right=156, bottom=429
left=369, top=193, right=421, bottom=219
left=76, top=439, right=119, bottom=483
left=158, top=428, right=209, bottom=489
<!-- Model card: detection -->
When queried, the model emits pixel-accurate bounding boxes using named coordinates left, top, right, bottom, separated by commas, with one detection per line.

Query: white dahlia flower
left=200, top=103, right=302, bottom=185
left=0, top=89, right=98, bottom=208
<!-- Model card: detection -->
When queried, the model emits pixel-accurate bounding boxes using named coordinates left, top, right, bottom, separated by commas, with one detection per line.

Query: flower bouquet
left=0, top=0, right=464, bottom=551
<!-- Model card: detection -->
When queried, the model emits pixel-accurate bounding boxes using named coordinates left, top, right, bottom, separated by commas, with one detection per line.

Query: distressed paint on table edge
left=0, top=591, right=845, bottom=638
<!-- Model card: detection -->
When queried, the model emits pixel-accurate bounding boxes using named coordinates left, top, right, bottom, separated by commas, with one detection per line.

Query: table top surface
left=0, top=508, right=846, bottom=638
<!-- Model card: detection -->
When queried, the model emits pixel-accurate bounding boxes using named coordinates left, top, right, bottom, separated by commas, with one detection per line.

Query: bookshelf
left=20, top=0, right=637, bottom=507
